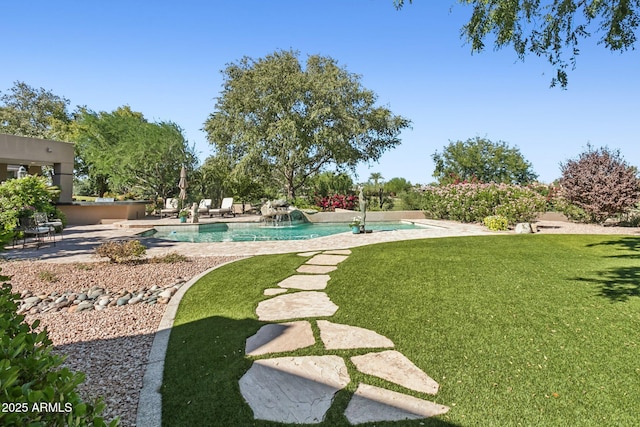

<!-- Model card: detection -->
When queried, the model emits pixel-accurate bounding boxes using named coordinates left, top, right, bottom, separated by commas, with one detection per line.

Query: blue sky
left=3, top=1, right=639, bottom=185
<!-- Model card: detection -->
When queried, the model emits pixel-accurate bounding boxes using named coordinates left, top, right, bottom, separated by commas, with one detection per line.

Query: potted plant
left=349, top=216, right=361, bottom=234
left=178, top=208, right=189, bottom=223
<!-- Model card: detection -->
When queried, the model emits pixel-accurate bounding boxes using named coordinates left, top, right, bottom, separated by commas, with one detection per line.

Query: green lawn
left=162, top=235, right=640, bottom=426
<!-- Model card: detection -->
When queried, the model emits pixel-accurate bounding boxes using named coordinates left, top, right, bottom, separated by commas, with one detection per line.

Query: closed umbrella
left=178, top=165, right=188, bottom=208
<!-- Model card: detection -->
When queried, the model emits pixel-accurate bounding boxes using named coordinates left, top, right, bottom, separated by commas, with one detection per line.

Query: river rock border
left=16, top=280, right=186, bottom=315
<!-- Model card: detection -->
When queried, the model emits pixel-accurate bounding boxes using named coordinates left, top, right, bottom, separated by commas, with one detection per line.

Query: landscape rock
left=515, top=222, right=534, bottom=234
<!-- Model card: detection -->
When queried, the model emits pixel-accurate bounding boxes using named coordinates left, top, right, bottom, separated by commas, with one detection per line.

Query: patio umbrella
left=359, top=186, right=366, bottom=228
left=178, top=165, right=188, bottom=208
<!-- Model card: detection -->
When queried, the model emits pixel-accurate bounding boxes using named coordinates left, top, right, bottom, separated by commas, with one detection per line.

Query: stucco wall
left=0, top=134, right=74, bottom=202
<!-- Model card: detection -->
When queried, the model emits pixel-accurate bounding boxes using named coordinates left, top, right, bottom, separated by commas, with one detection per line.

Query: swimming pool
left=148, top=221, right=429, bottom=243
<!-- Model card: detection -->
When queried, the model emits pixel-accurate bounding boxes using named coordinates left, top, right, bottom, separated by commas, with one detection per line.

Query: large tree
left=432, top=137, right=537, bottom=184
left=73, top=106, right=197, bottom=199
left=560, top=145, right=640, bottom=223
left=0, top=81, right=72, bottom=139
left=204, top=50, right=411, bottom=200
left=394, top=1, right=640, bottom=87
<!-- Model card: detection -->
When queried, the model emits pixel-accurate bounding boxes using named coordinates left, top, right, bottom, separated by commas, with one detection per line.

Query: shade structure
left=178, top=165, right=188, bottom=206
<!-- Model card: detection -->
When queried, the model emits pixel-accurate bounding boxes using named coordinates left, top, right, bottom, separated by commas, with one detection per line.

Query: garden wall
left=304, top=210, right=426, bottom=223
left=57, top=201, right=148, bottom=225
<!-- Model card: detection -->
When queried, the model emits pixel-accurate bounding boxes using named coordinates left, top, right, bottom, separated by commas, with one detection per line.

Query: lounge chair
left=209, top=197, right=235, bottom=217
left=160, top=198, right=179, bottom=218
left=198, top=199, right=212, bottom=215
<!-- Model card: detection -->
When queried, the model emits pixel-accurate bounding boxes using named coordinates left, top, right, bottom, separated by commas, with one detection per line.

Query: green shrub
left=397, top=190, right=423, bottom=210
left=37, top=271, right=59, bottom=283
left=0, top=269, right=118, bottom=426
left=422, top=183, right=546, bottom=224
left=0, top=176, right=61, bottom=231
left=552, top=196, right=591, bottom=223
left=150, top=252, right=189, bottom=264
left=483, top=215, right=509, bottom=231
left=94, top=240, right=146, bottom=263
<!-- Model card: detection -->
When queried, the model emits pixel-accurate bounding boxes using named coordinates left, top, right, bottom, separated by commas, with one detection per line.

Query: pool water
left=149, top=221, right=427, bottom=243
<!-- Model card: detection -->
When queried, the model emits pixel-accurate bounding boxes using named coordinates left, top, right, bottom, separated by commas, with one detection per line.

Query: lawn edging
left=135, top=256, right=249, bottom=427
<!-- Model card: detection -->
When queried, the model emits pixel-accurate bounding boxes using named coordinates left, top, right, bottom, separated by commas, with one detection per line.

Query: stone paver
left=277, top=274, right=331, bottom=290
left=323, top=249, right=352, bottom=255
left=317, top=320, right=394, bottom=350
left=305, top=254, right=349, bottom=265
left=344, top=383, right=449, bottom=425
left=246, top=321, right=315, bottom=356
left=297, top=251, right=321, bottom=257
left=296, top=265, right=337, bottom=274
left=264, top=288, right=287, bottom=296
left=351, top=350, right=439, bottom=394
left=256, top=291, right=339, bottom=321
left=239, top=356, right=350, bottom=424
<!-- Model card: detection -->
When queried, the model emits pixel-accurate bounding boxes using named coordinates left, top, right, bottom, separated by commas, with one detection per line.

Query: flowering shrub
left=422, top=183, right=546, bottom=224
left=314, top=193, right=357, bottom=211
left=483, top=215, right=509, bottom=231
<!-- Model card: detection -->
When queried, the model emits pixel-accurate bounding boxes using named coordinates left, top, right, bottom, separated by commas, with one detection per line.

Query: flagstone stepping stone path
left=239, top=249, right=451, bottom=425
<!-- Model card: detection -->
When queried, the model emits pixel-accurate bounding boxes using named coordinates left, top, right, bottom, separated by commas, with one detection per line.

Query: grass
left=162, top=235, right=640, bottom=426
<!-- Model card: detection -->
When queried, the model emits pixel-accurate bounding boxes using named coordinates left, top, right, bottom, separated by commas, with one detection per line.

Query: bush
left=0, top=176, right=61, bottom=231
left=94, top=240, right=146, bottom=263
left=422, top=183, right=546, bottom=224
left=0, top=269, right=118, bottom=426
left=483, top=215, right=509, bottom=231
left=314, top=193, right=357, bottom=211
left=398, top=190, right=423, bottom=210
left=560, top=145, right=640, bottom=223
left=551, top=196, right=591, bottom=223
left=149, top=252, right=189, bottom=264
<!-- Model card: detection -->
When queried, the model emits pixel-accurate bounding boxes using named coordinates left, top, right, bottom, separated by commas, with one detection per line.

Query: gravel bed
left=1, top=256, right=241, bottom=426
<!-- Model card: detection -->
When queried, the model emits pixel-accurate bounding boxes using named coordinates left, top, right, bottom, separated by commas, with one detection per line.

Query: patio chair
left=34, top=212, right=63, bottom=240
left=160, top=198, right=179, bottom=218
left=198, top=199, right=212, bottom=215
left=209, top=197, right=235, bottom=217
left=18, top=217, right=54, bottom=249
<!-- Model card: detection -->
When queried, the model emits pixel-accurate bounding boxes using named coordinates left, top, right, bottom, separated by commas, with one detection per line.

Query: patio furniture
left=234, top=203, right=258, bottom=215
left=34, top=212, right=63, bottom=240
left=209, top=197, right=235, bottom=217
left=160, top=198, right=179, bottom=218
left=197, top=199, right=212, bottom=215
left=17, top=217, right=54, bottom=248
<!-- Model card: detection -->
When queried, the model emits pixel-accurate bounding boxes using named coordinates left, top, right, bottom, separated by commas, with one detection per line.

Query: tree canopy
left=0, top=81, right=72, bottom=139
left=560, top=145, right=640, bottom=223
left=73, top=106, right=197, bottom=199
left=204, top=49, right=411, bottom=200
left=432, top=137, right=538, bottom=184
left=394, top=1, right=640, bottom=87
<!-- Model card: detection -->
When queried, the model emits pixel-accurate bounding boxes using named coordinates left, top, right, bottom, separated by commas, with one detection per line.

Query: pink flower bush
left=315, top=193, right=358, bottom=211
